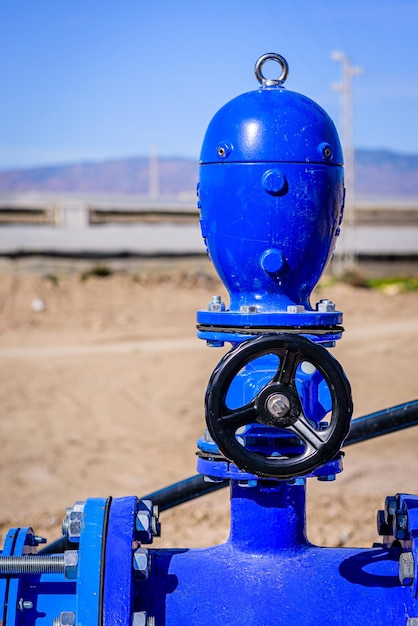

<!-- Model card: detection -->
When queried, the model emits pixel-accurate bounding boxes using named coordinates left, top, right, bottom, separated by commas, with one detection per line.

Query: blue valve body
left=3, top=490, right=417, bottom=625
left=197, top=86, right=344, bottom=330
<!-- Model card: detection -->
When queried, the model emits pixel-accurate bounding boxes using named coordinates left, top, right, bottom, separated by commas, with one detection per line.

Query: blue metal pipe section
left=1, top=52, right=418, bottom=624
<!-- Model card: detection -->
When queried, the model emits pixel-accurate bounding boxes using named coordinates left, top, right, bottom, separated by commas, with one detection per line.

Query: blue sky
left=0, top=0, right=417, bottom=169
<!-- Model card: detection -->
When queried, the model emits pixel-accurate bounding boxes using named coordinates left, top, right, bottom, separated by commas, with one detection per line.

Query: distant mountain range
left=0, top=150, right=417, bottom=198
left=0, top=157, right=198, bottom=197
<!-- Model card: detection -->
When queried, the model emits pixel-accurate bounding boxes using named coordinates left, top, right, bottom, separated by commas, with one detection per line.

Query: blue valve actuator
left=197, top=54, right=345, bottom=336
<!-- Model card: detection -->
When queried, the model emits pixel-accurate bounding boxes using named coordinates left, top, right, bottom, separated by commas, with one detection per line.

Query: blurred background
left=0, top=0, right=417, bottom=275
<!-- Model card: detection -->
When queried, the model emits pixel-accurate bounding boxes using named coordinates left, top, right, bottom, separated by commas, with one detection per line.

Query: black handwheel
left=205, top=334, right=353, bottom=479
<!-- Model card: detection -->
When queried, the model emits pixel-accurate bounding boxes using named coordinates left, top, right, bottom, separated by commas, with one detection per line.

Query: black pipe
left=141, top=399, right=418, bottom=510
left=39, top=477, right=227, bottom=554
left=344, top=399, right=418, bottom=446
left=41, top=399, right=418, bottom=554
left=142, top=474, right=228, bottom=512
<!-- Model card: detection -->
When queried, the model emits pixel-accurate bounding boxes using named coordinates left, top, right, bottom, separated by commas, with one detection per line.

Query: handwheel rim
left=205, top=334, right=353, bottom=479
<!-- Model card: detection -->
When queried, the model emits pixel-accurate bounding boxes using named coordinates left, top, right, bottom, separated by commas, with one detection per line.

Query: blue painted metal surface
left=77, top=497, right=107, bottom=625
left=0, top=527, right=77, bottom=625
left=3, top=486, right=418, bottom=624
left=103, top=496, right=138, bottom=626
left=196, top=64, right=344, bottom=336
left=137, top=482, right=418, bottom=624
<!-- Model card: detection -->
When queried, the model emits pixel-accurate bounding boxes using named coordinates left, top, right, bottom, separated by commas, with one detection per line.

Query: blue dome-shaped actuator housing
left=197, top=53, right=345, bottom=335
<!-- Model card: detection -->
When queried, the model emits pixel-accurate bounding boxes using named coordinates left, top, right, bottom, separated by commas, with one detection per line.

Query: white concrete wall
left=0, top=192, right=416, bottom=257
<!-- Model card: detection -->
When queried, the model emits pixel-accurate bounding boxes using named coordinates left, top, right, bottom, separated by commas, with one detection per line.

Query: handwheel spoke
left=206, top=334, right=352, bottom=479
left=221, top=404, right=257, bottom=431
left=288, top=413, right=327, bottom=452
left=274, top=348, right=299, bottom=385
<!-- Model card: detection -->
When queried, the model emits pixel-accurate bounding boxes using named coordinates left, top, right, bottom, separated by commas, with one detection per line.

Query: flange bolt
left=207, top=296, right=225, bottom=312
left=53, top=612, right=76, bottom=626
left=135, top=500, right=161, bottom=544
left=399, top=551, right=415, bottom=586
left=62, top=501, right=85, bottom=543
left=376, top=509, right=391, bottom=536
left=132, top=612, right=155, bottom=625
left=395, top=510, right=409, bottom=540
left=316, top=299, right=336, bottom=312
left=133, top=548, right=150, bottom=580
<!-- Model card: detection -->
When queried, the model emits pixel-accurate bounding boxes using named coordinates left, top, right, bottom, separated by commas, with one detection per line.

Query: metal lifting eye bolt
left=254, top=53, right=289, bottom=87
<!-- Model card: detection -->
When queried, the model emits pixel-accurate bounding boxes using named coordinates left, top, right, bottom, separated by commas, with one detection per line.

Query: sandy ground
left=0, top=260, right=417, bottom=550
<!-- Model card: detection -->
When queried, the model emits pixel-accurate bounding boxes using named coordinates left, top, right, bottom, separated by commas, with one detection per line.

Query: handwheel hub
left=256, top=385, right=300, bottom=428
left=266, top=393, right=290, bottom=418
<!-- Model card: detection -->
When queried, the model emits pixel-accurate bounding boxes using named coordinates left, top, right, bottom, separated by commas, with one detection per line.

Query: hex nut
left=136, top=499, right=160, bottom=543
left=286, top=305, right=305, bottom=313
left=63, top=550, right=79, bottom=580
left=395, top=511, right=409, bottom=539
left=133, top=548, right=149, bottom=579
left=62, top=501, right=85, bottom=543
left=376, top=509, right=391, bottom=536
left=132, top=612, right=147, bottom=626
left=385, top=495, right=398, bottom=516
left=136, top=511, right=150, bottom=533
left=132, top=613, right=155, bottom=626
left=399, top=551, right=415, bottom=586
left=207, top=296, right=225, bottom=312
left=317, top=299, right=336, bottom=312
left=151, top=506, right=161, bottom=538
left=68, top=513, right=83, bottom=540
left=397, top=511, right=408, bottom=529
left=59, top=612, right=76, bottom=626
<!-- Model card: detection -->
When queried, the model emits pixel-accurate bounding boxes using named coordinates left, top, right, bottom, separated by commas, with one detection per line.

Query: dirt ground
left=0, top=258, right=417, bottom=550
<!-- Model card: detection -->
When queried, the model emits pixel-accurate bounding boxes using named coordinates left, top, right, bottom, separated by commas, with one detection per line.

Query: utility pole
left=330, top=51, right=363, bottom=273
left=149, top=145, right=160, bottom=199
